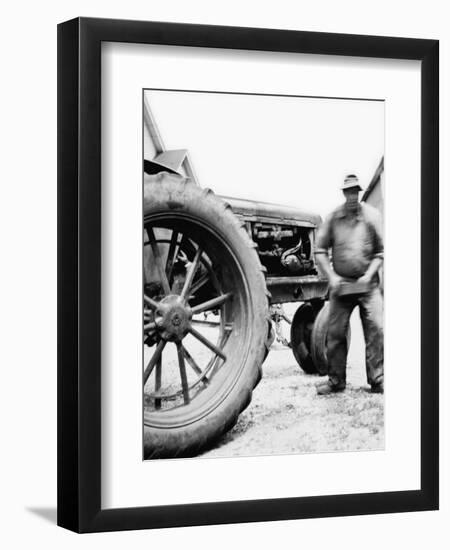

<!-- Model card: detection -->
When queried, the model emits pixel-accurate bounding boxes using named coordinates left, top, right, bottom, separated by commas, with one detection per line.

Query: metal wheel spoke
left=154, top=357, right=162, bottom=409
left=180, top=246, right=203, bottom=300
left=182, top=345, right=204, bottom=375
left=188, top=326, right=226, bottom=360
left=191, top=292, right=233, bottom=315
left=191, top=319, right=221, bottom=328
left=176, top=343, right=190, bottom=404
left=144, top=339, right=166, bottom=384
left=165, top=230, right=179, bottom=283
left=204, top=263, right=221, bottom=294
left=189, top=272, right=210, bottom=296
left=147, top=227, right=171, bottom=295
left=144, top=321, right=156, bottom=333
left=144, top=295, right=160, bottom=310
left=186, top=238, right=221, bottom=294
left=199, top=328, right=232, bottom=381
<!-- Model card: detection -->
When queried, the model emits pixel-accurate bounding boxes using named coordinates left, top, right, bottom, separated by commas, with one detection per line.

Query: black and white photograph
left=0, top=1, right=443, bottom=543
left=142, top=89, right=385, bottom=460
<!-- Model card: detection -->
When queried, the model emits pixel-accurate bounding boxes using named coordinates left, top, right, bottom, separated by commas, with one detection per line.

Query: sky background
left=144, top=90, right=384, bottom=219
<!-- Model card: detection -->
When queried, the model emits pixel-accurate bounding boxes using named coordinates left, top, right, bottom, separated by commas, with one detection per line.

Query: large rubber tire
left=290, top=301, right=323, bottom=374
left=311, top=302, right=351, bottom=376
left=143, top=172, right=269, bottom=459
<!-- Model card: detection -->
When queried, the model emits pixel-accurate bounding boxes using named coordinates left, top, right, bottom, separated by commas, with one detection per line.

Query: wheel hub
left=155, top=295, right=192, bottom=342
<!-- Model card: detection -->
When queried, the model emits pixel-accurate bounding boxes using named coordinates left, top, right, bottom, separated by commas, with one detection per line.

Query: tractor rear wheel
left=290, top=301, right=323, bottom=374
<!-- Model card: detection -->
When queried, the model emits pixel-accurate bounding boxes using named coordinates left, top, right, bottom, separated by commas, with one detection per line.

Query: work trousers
left=327, top=287, right=384, bottom=388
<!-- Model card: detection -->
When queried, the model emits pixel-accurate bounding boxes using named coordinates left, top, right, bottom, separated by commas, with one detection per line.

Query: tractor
left=143, top=96, right=335, bottom=459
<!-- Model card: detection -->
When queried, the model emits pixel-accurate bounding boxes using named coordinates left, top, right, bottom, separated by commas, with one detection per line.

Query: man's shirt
left=315, top=202, right=384, bottom=279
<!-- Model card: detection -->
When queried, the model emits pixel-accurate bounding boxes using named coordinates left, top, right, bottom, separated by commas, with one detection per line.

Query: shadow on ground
left=26, top=507, right=57, bottom=525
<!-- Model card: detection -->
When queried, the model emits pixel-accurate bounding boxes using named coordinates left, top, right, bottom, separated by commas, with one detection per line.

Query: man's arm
left=358, top=205, right=384, bottom=284
left=357, top=256, right=383, bottom=284
left=315, top=253, right=342, bottom=292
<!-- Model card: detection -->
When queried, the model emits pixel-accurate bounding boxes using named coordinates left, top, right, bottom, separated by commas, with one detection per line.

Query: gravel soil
left=200, top=310, right=384, bottom=458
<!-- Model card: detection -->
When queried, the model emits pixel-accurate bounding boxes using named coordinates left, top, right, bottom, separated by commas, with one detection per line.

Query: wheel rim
left=143, top=214, right=253, bottom=429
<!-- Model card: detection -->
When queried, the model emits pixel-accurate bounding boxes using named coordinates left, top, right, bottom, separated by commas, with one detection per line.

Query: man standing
left=315, top=174, right=384, bottom=395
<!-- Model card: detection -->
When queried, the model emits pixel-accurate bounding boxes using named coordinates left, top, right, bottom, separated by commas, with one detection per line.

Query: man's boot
left=316, top=381, right=346, bottom=395
left=370, top=382, right=384, bottom=394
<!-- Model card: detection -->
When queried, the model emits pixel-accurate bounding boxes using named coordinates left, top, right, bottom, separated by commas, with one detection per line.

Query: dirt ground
left=200, top=308, right=384, bottom=458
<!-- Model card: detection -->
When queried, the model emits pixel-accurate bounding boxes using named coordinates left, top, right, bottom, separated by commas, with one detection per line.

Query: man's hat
left=144, top=149, right=188, bottom=176
left=340, top=174, right=362, bottom=191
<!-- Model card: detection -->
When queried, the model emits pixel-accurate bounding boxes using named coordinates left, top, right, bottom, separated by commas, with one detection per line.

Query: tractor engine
left=252, top=223, right=316, bottom=276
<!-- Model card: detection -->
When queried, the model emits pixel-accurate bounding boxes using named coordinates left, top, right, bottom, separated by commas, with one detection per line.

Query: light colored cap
left=340, top=174, right=362, bottom=191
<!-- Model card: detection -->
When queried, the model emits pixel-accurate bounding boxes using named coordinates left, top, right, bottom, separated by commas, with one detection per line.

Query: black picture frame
left=57, top=17, right=439, bottom=533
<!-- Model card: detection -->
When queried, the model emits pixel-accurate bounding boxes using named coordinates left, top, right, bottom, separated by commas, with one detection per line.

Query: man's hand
left=315, top=252, right=342, bottom=294
left=329, top=273, right=342, bottom=294
left=357, top=273, right=372, bottom=285
left=358, top=257, right=383, bottom=285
